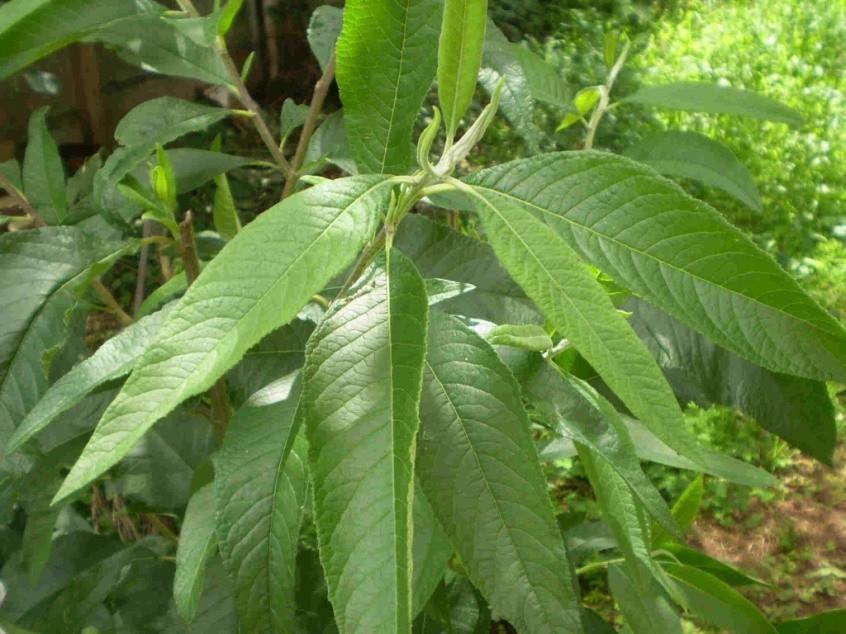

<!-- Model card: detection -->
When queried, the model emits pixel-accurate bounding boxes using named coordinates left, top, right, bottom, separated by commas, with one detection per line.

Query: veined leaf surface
left=174, top=484, right=217, bottom=623
left=417, top=310, right=583, bottom=633
left=53, top=176, right=391, bottom=503
left=336, top=0, right=441, bottom=174
left=464, top=152, right=846, bottom=382
left=303, top=249, right=428, bottom=633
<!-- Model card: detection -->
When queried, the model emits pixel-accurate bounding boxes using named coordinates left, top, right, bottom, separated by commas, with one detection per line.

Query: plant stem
left=178, top=0, right=292, bottom=178
left=575, top=557, right=626, bottom=576
left=178, top=211, right=231, bottom=440
left=281, top=52, right=337, bottom=199
left=584, top=40, right=631, bottom=150
left=0, top=171, right=45, bottom=226
left=144, top=512, right=179, bottom=543
left=93, top=280, right=134, bottom=327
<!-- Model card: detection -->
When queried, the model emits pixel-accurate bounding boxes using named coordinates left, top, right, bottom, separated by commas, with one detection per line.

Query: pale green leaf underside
left=336, top=0, right=442, bottom=174
left=304, top=249, right=428, bottom=634
left=437, top=0, right=488, bottom=137
left=624, top=81, right=803, bottom=126
left=53, top=176, right=391, bottom=503
left=174, top=484, right=217, bottom=624
left=214, top=376, right=306, bottom=633
left=9, top=304, right=173, bottom=454
left=624, top=131, right=762, bottom=211
left=417, top=311, right=582, bottom=633
left=465, top=183, right=708, bottom=465
left=464, top=152, right=846, bottom=382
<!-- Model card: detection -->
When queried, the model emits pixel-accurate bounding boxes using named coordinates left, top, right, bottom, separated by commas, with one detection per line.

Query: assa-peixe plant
left=0, top=0, right=844, bottom=632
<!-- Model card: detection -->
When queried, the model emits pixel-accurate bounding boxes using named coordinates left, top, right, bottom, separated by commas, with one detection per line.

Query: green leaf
left=214, top=375, right=307, bottom=633
left=608, top=564, right=682, bottom=634
left=8, top=304, right=171, bottom=454
left=0, top=228, right=106, bottom=474
left=0, top=158, right=23, bottom=192
left=573, top=85, right=602, bottom=114
left=480, top=22, right=540, bottom=151
left=663, top=563, right=777, bottom=633
left=624, top=131, right=762, bottom=211
left=411, top=488, right=453, bottom=617
left=394, top=214, right=538, bottom=324
left=437, top=0, right=488, bottom=138
left=174, top=484, right=216, bottom=624
left=417, top=310, right=583, bottom=633
left=0, top=0, right=158, bottom=80
left=658, top=543, right=765, bottom=587
left=155, top=148, right=255, bottom=195
left=109, top=408, right=215, bottom=509
left=511, top=45, right=569, bottom=107
left=307, top=5, right=342, bottom=71
left=486, top=324, right=551, bottom=351
left=336, top=0, right=442, bottom=174
left=464, top=152, right=846, bottom=383
left=463, top=183, right=708, bottom=465
left=777, top=609, right=846, bottom=634
left=651, top=475, right=703, bottom=547
left=90, top=12, right=229, bottom=85
left=623, top=417, right=776, bottom=488
left=22, top=107, right=66, bottom=225
left=212, top=170, right=241, bottom=240
left=280, top=98, right=310, bottom=147
left=525, top=362, right=678, bottom=538
left=217, top=0, right=245, bottom=36
left=629, top=297, right=837, bottom=464
left=624, top=82, right=802, bottom=125
left=137, top=274, right=189, bottom=318
left=53, top=175, right=390, bottom=504
left=303, top=248, right=428, bottom=633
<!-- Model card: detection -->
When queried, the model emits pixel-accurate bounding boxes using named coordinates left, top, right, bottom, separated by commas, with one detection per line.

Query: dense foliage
left=0, top=0, right=843, bottom=632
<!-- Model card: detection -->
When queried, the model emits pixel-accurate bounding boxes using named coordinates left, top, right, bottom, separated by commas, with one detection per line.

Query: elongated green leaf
left=608, top=564, right=682, bottom=634
left=480, top=22, right=540, bottom=151
left=525, top=362, right=678, bottom=537
left=90, top=12, right=229, bottom=85
left=214, top=375, right=307, bottom=633
left=303, top=248, right=428, bottom=633
left=629, top=297, right=837, bottom=465
left=394, top=214, right=538, bottom=324
left=511, top=45, right=569, bottom=107
left=155, top=148, right=255, bottom=195
left=411, top=488, right=453, bottom=617
left=625, top=82, right=802, bottom=125
left=658, top=543, right=765, bottom=587
left=280, top=98, right=310, bottom=147
left=652, top=474, right=703, bottom=546
left=138, top=273, right=189, bottom=318
left=336, top=0, right=441, bottom=174
left=174, top=484, right=216, bottom=624
left=0, top=158, right=23, bottom=192
left=417, top=310, right=582, bottom=633
left=53, top=176, right=390, bottom=504
left=9, top=305, right=172, bottom=454
left=0, top=228, right=107, bottom=473
left=307, top=5, right=342, bottom=71
left=0, top=0, right=158, bottom=80
left=438, top=0, right=488, bottom=137
left=778, top=609, right=846, bottom=634
left=486, top=324, right=551, bottom=350
left=213, top=170, right=241, bottom=240
left=625, top=131, right=761, bottom=211
left=464, top=184, right=708, bottom=465
left=22, top=107, right=66, bottom=225
left=663, top=563, right=776, bottom=634
left=464, top=152, right=846, bottom=382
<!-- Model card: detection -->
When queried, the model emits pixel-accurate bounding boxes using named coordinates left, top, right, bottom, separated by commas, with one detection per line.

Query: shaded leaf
left=22, top=107, right=66, bottom=225
left=625, top=131, right=761, bottom=211
left=303, top=249, right=428, bottom=633
left=174, top=484, right=217, bottom=624
left=417, top=310, right=583, bottom=633
left=608, top=564, right=682, bottom=634
left=214, top=375, right=307, bottom=633
left=625, top=82, right=802, bottom=125
left=777, top=609, right=846, bottom=634
left=307, top=5, right=342, bottom=71
left=486, top=323, right=551, bottom=350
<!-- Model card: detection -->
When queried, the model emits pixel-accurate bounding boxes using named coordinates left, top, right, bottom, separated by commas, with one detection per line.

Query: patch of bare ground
left=689, top=447, right=846, bottom=620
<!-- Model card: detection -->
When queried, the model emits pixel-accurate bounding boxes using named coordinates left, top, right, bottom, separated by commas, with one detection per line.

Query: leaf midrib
left=379, top=1, right=412, bottom=172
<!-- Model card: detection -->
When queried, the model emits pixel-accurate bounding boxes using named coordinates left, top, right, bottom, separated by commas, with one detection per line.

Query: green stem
left=584, top=40, right=631, bottom=150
